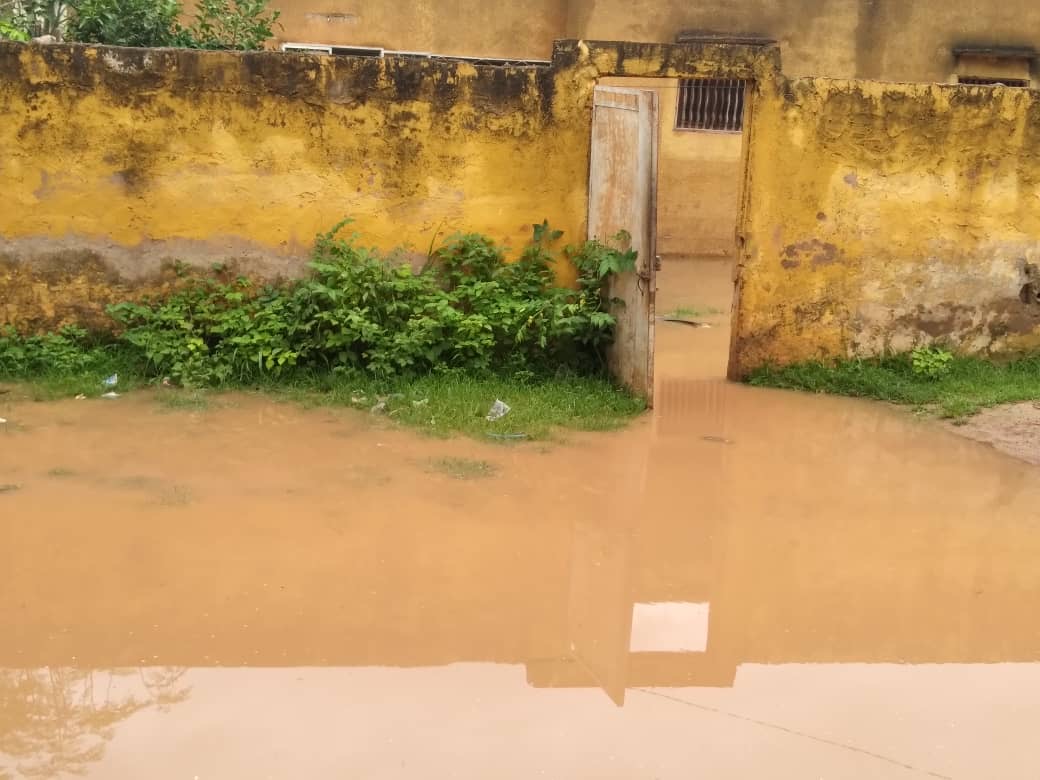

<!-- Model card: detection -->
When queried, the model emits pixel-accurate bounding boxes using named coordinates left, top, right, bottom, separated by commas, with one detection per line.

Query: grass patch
left=662, top=305, right=724, bottom=319
left=264, top=371, right=645, bottom=440
left=156, top=389, right=212, bottom=412
left=0, top=484, right=21, bottom=494
left=747, top=352, right=1040, bottom=418
left=47, top=467, right=76, bottom=478
left=428, top=457, right=497, bottom=480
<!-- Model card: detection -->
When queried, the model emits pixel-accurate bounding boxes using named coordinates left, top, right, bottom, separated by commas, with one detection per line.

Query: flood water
left=2, top=260, right=1040, bottom=779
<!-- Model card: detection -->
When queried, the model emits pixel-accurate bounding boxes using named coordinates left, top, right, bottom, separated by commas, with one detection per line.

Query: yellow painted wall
left=566, top=0, right=1040, bottom=81
left=0, top=43, right=591, bottom=329
left=0, top=40, right=774, bottom=330
left=265, top=0, right=566, bottom=60
left=732, top=77, right=1040, bottom=375
left=263, top=0, right=1040, bottom=261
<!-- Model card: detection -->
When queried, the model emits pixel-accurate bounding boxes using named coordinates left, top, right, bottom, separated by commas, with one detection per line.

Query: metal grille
left=958, top=76, right=1030, bottom=88
left=675, top=78, right=746, bottom=131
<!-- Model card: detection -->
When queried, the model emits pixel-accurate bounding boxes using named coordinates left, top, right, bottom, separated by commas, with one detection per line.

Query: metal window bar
left=675, top=78, right=746, bottom=131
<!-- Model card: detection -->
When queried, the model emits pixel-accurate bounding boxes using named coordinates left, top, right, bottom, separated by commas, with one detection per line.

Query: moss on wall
left=733, top=77, right=1040, bottom=375
left=0, top=39, right=774, bottom=331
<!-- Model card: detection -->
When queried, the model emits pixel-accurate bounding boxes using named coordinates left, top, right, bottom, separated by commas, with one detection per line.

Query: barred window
left=675, top=78, right=746, bottom=132
left=958, top=76, right=1029, bottom=87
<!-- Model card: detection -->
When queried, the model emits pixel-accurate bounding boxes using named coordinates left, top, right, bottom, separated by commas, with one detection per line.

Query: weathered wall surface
left=0, top=40, right=774, bottom=330
left=0, top=44, right=584, bottom=329
left=567, top=0, right=1040, bottom=82
left=732, top=78, right=1040, bottom=374
left=263, top=0, right=566, bottom=60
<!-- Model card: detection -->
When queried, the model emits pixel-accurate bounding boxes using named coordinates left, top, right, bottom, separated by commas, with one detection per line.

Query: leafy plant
left=179, top=0, right=279, bottom=50
left=911, top=346, right=953, bottom=380
left=2, top=0, right=70, bottom=39
left=0, top=17, right=29, bottom=40
left=67, top=0, right=180, bottom=46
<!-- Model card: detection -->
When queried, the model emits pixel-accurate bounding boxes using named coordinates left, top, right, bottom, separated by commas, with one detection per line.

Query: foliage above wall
left=0, top=0, right=280, bottom=48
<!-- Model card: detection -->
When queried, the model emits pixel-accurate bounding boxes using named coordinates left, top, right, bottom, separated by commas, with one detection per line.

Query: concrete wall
left=0, top=43, right=585, bottom=330
left=266, top=0, right=566, bottom=60
left=268, top=1, right=1040, bottom=83
left=733, top=77, right=1040, bottom=374
left=0, top=40, right=772, bottom=330
left=565, top=0, right=1040, bottom=81
left=262, top=0, right=1040, bottom=260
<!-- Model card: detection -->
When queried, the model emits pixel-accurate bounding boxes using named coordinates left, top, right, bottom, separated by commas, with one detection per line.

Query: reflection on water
left=0, top=668, right=188, bottom=778
left=1, top=260, right=1039, bottom=778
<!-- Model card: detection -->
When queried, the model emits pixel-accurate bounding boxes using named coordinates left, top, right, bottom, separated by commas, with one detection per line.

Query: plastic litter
left=485, top=399, right=511, bottom=422
left=102, top=373, right=118, bottom=387
left=101, top=391, right=121, bottom=399
left=74, top=394, right=87, bottom=400
left=0, top=417, right=6, bottom=424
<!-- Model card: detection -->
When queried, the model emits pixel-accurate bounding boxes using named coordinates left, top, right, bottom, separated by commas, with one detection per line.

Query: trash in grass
left=350, top=394, right=368, bottom=406
left=74, top=394, right=87, bottom=400
left=412, top=398, right=429, bottom=408
left=485, top=400, right=511, bottom=422
left=101, top=392, right=121, bottom=399
left=370, top=397, right=387, bottom=414
left=102, top=373, right=118, bottom=387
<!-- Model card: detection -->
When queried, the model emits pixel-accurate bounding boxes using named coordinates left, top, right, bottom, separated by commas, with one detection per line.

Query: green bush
left=179, top=0, right=279, bottom=50
left=911, top=345, right=953, bottom=380
left=102, top=220, right=636, bottom=387
left=68, top=0, right=180, bottom=46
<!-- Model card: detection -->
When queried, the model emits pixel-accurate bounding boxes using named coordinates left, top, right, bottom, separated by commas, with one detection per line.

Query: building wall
left=566, top=0, right=1040, bottom=81
left=5, top=39, right=1039, bottom=371
left=0, top=42, right=592, bottom=330
left=261, top=0, right=1040, bottom=260
left=733, top=77, right=1040, bottom=374
left=265, top=0, right=567, bottom=60
left=0, top=40, right=771, bottom=331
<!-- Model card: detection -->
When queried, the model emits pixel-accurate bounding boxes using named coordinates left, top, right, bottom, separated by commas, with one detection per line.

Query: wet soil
left=949, top=401, right=1040, bottom=465
left=2, top=259, right=1040, bottom=779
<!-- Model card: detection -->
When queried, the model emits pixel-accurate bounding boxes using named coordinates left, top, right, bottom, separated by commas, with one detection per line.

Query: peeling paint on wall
left=733, top=77, right=1040, bottom=375
left=0, top=39, right=774, bottom=331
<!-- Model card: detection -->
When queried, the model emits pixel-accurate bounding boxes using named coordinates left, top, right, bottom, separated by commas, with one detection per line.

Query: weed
left=0, top=483, right=20, bottom=494
left=0, top=219, right=644, bottom=438
left=429, top=457, right=497, bottom=480
left=46, top=467, right=76, bottom=478
left=156, top=390, right=212, bottom=412
left=747, top=351, right=1040, bottom=418
left=662, top=305, right=724, bottom=319
left=911, top=346, right=953, bottom=380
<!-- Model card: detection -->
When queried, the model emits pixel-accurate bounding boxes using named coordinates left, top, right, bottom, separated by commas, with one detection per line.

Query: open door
left=588, top=85, right=659, bottom=406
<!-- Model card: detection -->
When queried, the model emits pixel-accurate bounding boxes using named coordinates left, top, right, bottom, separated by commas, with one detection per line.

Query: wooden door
left=588, top=86, right=659, bottom=405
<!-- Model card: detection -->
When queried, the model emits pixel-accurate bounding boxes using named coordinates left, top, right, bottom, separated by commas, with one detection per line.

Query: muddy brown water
left=2, top=260, right=1040, bottom=779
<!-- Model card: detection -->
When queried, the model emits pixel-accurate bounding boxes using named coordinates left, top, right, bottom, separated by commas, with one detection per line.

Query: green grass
left=2, top=357, right=645, bottom=441
left=662, top=305, right=725, bottom=319
left=428, top=457, right=497, bottom=480
left=263, top=371, right=646, bottom=440
left=747, top=352, right=1040, bottom=418
left=156, top=389, right=212, bottom=412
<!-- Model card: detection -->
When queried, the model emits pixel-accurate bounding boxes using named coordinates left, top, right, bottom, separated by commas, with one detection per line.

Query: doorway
left=591, top=77, right=750, bottom=399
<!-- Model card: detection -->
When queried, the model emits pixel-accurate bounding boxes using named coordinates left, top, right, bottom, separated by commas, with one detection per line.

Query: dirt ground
left=2, top=258, right=1040, bottom=779
left=947, top=402, right=1040, bottom=465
